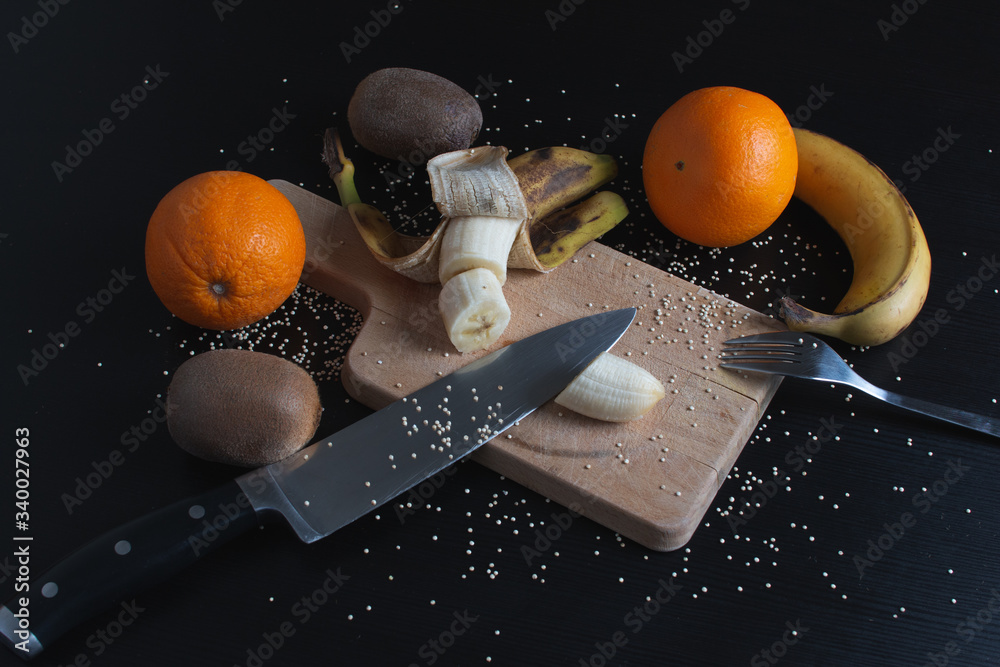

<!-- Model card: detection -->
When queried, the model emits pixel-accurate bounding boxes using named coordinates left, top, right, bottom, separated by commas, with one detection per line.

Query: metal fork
left=720, top=331, right=1000, bottom=438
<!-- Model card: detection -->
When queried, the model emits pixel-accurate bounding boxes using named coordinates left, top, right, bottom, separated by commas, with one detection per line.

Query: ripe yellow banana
left=780, top=128, right=932, bottom=346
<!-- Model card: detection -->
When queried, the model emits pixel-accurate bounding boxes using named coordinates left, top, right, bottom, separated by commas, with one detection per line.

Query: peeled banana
left=438, top=215, right=521, bottom=284
left=555, top=353, right=666, bottom=422
left=427, top=146, right=527, bottom=351
left=780, top=128, right=932, bottom=346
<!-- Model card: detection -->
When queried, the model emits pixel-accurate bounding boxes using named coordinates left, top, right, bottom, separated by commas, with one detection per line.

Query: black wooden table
left=3, top=1, right=998, bottom=665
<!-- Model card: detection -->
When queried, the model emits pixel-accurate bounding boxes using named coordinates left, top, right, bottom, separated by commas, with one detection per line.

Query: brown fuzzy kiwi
left=347, top=67, right=482, bottom=161
left=166, top=349, right=322, bottom=467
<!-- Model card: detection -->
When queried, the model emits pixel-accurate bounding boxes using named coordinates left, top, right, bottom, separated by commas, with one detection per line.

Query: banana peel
left=321, top=128, right=627, bottom=282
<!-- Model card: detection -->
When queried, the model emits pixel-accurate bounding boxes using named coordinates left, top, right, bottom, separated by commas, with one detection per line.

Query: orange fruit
left=145, top=171, right=306, bottom=330
left=642, top=86, right=797, bottom=247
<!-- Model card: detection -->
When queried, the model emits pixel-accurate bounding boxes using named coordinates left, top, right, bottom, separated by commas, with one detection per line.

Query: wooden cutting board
left=271, top=180, right=783, bottom=551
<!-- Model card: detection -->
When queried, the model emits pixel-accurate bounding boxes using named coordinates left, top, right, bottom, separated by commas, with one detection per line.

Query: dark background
left=2, top=1, right=999, bottom=665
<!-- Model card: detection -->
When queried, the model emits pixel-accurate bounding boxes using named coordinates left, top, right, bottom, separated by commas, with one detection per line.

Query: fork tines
left=719, top=331, right=811, bottom=366
left=722, top=332, right=810, bottom=346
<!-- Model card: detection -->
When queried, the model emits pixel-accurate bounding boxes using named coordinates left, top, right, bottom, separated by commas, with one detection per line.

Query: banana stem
left=322, top=127, right=361, bottom=207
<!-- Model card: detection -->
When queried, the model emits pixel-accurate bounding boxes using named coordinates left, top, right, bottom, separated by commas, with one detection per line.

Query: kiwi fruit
left=347, top=67, right=482, bottom=161
left=166, top=349, right=322, bottom=467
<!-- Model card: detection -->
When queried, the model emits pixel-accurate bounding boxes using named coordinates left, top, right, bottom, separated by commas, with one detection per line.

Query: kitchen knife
left=0, top=307, right=635, bottom=660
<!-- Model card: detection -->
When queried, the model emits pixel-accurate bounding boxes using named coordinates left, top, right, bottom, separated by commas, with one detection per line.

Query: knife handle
left=0, top=480, right=257, bottom=660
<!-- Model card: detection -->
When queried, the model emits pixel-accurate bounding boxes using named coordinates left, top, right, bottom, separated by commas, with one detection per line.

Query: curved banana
left=780, top=128, right=931, bottom=346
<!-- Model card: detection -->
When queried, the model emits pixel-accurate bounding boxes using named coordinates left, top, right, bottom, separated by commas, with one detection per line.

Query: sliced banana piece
left=555, top=353, right=665, bottom=422
left=438, top=268, right=511, bottom=353
left=438, top=215, right=522, bottom=285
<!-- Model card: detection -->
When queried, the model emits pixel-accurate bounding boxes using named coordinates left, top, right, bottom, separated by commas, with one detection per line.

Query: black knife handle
left=0, top=480, right=258, bottom=660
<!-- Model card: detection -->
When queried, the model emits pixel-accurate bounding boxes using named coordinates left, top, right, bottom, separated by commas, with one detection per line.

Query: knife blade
left=0, top=307, right=635, bottom=659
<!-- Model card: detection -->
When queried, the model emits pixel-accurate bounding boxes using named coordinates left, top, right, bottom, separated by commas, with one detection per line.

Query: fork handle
left=860, top=384, right=1000, bottom=437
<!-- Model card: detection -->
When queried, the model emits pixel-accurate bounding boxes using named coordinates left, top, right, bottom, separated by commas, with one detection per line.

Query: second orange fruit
left=145, top=171, right=306, bottom=330
left=643, top=86, right=797, bottom=248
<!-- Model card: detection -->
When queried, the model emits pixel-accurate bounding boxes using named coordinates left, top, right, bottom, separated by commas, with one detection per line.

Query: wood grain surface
left=272, top=179, right=784, bottom=550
